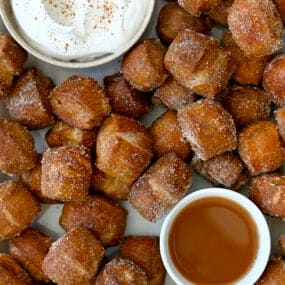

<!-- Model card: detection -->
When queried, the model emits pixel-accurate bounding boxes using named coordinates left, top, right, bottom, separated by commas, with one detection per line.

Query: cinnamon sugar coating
left=207, top=0, right=234, bottom=26
left=0, top=253, right=32, bottom=284
left=9, top=228, right=52, bottom=282
left=178, top=99, right=237, bottom=160
left=275, top=108, right=285, bottom=142
left=165, top=29, right=232, bottom=98
left=120, top=236, right=166, bottom=285
left=60, top=194, right=127, bottom=247
left=129, top=152, right=192, bottom=222
left=5, top=68, right=54, bottom=129
left=42, top=227, right=105, bottom=285
left=228, top=0, right=283, bottom=57
left=50, top=75, right=110, bottom=129
left=157, top=2, right=211, bottom=43
left=273, top=0, right=285, bottom=21
left=221, top=31, right=269, bottom=85
left=96, top=257, right=148, bottom=285
left=104, top=73, right=151, bottom=118
left=238, top=121, right=284, bottom=176
left=149, top=110, right=192, bottom=160
left=0, top=119, right=37, bottom=175
left=152, top=77, right=196, bottom=110
left=96, top=114, right=153, bottom=186
left=41, top=145, right=92, bottom=202
left=0, top=181, right=41, bottom=240
left=177, top=0, right=220, bottom=16
left=121, top=39, right=169, bottom=92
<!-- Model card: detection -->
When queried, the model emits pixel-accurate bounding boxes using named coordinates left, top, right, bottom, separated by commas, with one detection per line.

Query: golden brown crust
left=177, top=99, right=237, bottom=160
left=238, top=121, right=284, bottom=176
left=50, top=75, right=110, bottom=129
left=256, top=256, right=285, bottom=284
left=157, top=2, right=211, bottom=43
left=228, top=0, right=283, bottom=57
left=60, top=195, right=127, bottom=247
left=42, top=227, right=105, bottom=285
left=149, top=110, right=192, bottom=160
left=91, top=166, right=131, bottom=200
left=0, top=253, right=32, bottom=284
left=152, top=77, right=196, bottom=110
left=221, top=85, right=271, bottom=128
left=207, top=0, right=234, bottom=26
left=263, top=53, right=285, bottom=106
left=192, top=152, right=248, bottom=189
left=221, top=31, right=269, bottom=85
left=177, top=0, right=220, bottom=16
left=129, top=152, right=192, bottom=222
left=119, top=236, right=166, bottom=285
left=5, top=68, right=54, bottom=129
left=273, top=0, right=285, bottom=22
left=121, top=39, right=169, bottom=92
left=45, top=121, right=97, bottom=148
left=96, top=114, right=153, bottom=185
left=0, top=119, right=37, bottom=174
left=0, top=33, right=27, bottom=88
left=104, top=73, right=151, bottom=118
left=275, top=108, right=285, bottom=141
left=9, top=228, right=52, bottom=282
left=250, top=173, right=285, bottom=218
left=96, top=257, right=148, bottom=285
left=0, top=181, right=41, bottom=240
left=164, top=29, right=232, bottom=98
left=41, top=145, right=92, bottom=202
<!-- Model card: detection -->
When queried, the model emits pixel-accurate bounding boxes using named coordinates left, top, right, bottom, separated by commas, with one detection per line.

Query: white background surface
left=0, top=1, right=285, bottom=284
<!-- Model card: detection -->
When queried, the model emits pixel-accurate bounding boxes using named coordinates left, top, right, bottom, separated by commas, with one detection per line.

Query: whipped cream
left=11, top=0, right=149, bottom=61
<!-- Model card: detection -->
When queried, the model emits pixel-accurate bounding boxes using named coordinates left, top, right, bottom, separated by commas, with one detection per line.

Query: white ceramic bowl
left=160, top=187, right=271, bottom=285
left=0, top=0, right=155, bottom=69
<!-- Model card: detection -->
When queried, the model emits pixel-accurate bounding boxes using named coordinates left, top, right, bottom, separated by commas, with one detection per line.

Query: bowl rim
left=0, top=0, right=155, bottom=69
left=160, top=187, right=271, bottom=285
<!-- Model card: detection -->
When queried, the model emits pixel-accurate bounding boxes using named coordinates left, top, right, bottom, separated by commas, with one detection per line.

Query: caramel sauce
left=169, top=197, right=258, bottom=284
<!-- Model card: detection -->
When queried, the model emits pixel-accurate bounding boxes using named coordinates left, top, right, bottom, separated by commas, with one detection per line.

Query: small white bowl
left=0, top=1, right=155, bottom=69
left=160, top=187, right=271, bottom=285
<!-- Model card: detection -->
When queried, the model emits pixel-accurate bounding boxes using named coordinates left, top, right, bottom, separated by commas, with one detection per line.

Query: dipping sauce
left=169, top=197, right=258, bottom=284
left=10, top=0, right=149, bottom=61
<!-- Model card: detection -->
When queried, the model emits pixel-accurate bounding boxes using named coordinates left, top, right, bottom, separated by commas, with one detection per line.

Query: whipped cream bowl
left=0, top=0, right=155, bottom=68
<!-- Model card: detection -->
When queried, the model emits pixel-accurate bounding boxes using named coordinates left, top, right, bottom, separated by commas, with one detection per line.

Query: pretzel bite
left=41, top=145, right=92, bottom=201
left=42, top=227, right=105, bottom=285
left=96, top=114, right=153, bottom=186
left=0, top=181, right=40, bottom=240
left=263, top=54, right=285, bottom=106
left=91, top=166, right=131, bottom=200
left=157, top=2, right=211, bottom=43
left=256, top=256, right=285, bottom=284
left=152, top=77, right=196, bottom=110
left=5, top=68, right=54, bottom=129
left=221, top=31, right=269, bottom=85
left=50, top=75, right=110, bottom=129
left=45, top=121, right=97, bottom=148
left=238, top=121, right=284, bottom=176
left=149, top=110, right=192, bottom=160
left=103, top=73, right=151, bottom=118
left=273, top=0, right=285, bottom=21
left=60, top=194, right=127, bottom=247
left=0, top=254, right=32, bottom=284
left=221, top=85, right=270, bottom=129
left=120, top=236, right=165, bottom=285
left=192, top=152, right=248, bottom=190
left=250, top=173, right=285, bottom=217
left=129, top=152, right=192, bottom=222
left=207, top=0, right=234, bottom=26
left=0, top=119, right=37, bottom=175
left=96, top=257, right=148, bottom=285
left=164, top=29, right=232, bottom=99
left=0, top=33, right=27, bottom=89
left=178, top=99, right=237, bottom=160
left=9, top=228, right=52, bottom=282
left=275, top=108, right=285, bottom=142
left=228, top=0, right=283, bottom=57
left=121, top=39, right=169, bottom=92
left=177, top=0, right=220, bottom=16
